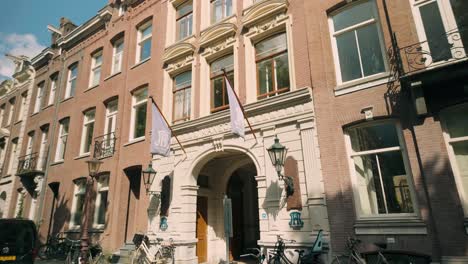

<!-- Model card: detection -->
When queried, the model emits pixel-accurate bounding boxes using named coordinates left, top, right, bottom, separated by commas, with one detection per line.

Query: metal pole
left=80, top=177, right=93, bottom=264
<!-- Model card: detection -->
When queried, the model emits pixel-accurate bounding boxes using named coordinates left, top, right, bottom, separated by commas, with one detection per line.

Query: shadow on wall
left=51, top=196, right=70, bottom=236
left=262, top=180, right=284, bottom=221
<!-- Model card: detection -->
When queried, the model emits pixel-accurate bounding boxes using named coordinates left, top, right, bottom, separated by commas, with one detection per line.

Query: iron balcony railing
left=94, top=132, right=116, bottom=159
left=397, top=27, right=468, bottom=75
left=17, top=152, right=47, bottom=175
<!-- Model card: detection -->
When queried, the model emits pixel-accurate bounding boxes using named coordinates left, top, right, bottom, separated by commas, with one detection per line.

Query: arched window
left=255, top=32, right=290, bottom=99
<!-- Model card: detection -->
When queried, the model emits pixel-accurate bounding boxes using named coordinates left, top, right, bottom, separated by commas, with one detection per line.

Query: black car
left=0, top=219, right=38, bottom=264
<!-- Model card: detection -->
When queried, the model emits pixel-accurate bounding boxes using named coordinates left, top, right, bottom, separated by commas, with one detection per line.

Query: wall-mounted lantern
left=142, top=162, right=158, bottom=196
left=267, top=136, right=294, bottom=196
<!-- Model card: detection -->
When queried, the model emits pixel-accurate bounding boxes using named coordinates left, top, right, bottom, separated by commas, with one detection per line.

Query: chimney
left=59, top=17, right=77, bottom=35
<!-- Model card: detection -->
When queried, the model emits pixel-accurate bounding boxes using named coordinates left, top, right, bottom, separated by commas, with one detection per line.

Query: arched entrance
left=193, top=150, right=260, bottom=263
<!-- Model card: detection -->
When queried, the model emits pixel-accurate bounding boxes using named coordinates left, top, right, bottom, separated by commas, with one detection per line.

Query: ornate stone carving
left=166, top=55, right=194, bottom=75
left=201, top=37, right=236, bottom=58
left=34, top=176, right=44, bottom=194
left=163, top=42, right=196, bottom=64
left=243, top=0, right=289, bottom=29
left=247, top=13, right=288, bottom=36
left=200, top=22, right=237, bottom=49
left=212, top=135, right=224, bottom=152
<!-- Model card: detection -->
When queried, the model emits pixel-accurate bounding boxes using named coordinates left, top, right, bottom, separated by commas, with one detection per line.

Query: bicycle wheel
left=131, top=249, right=147, bottom=264
left=38, top=245, right=50, bottom=260
left=331, top=255, right=358, bottom=264
left=161, top=247, right=175, bottom=264
left=268, top=255, right=283, bottom=264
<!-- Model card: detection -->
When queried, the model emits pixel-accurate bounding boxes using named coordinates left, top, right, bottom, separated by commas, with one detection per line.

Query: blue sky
left=0, top=0, right=108, bottom=81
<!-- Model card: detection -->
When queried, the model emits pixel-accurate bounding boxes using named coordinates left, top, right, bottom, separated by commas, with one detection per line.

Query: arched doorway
left=194, top=150, right=260, bottom=263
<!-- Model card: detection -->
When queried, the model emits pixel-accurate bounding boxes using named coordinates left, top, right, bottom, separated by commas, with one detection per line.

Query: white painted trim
left=129, top=87, right=148, bottom=141
left=79, top=109, right=96, bottom=156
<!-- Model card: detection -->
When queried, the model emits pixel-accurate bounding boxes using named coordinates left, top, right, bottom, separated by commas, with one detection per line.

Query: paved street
left=36, top=259, right=66, bottom=264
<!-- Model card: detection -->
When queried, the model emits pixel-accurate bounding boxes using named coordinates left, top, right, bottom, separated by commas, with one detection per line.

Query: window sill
left=74, top=153, right=90, bottom=160
left=104, top=71, right=122, bottom=81
left=123, top=137, right=145, bottom=147
left=50, top=160, right=65, bottom=166
left=84, top=84, right=99, bottom=93
left=334, top=72, right=392, bottom=96
left=354, top=217, right=427, bottom=235
left=131, top=57, right=151, bottom=70
left=14, top=120, right=22, bottom=125
left=60, top=96, right=74, bottom=103
left=30, top=112, right=39, bottom=117
left=42, top=104, right=54, bottom=111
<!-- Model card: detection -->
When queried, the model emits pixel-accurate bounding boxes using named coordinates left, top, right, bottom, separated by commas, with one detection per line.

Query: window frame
left=55, top=118, right=69, bottom=162
left=80, top=109, right=96, bottom=155
left=172, top=71, right=192, bottom=123
left=17, top=92, right=27, bottom=122
left=89, top=51, right=103, bottom=88
left=111, top=39, right=124, bottom=74
left=48, top=74, right=58, bottom=106
left=136, top=21, right=153, bottom=63
left=65, top=64, right=78, bottom=99
left=34, top=82, right=45, bottom=113
left=344, top=120, right=419, bottom=219
left=7, top=138, right=18, bottom=175
left=210, top=0, right=233, bottom=24
left=7, top=98, right=15, bottom=126
left=37, top=126, right=49, bottom=171
left=130, top=87, right=148, bottom=141
left=328, top=0, right=388, bottom=85
left=210, top=54, right=234, bottom=113
left=70, top=179, right=86, bottom=228
left=93, top=175, right=109, bottom=228
left=176, top=1, right=194, bottom=40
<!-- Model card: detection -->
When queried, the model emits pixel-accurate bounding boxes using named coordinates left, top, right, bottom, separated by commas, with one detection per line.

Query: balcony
left=397, top=28, right=468, bottom=77
left=93, top=132, right=116, bottom=159
left=17, top=152, right=46, bottom=176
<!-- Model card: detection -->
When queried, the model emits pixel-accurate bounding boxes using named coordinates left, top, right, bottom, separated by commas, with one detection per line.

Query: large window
left=34, top=82, right=45, bottom=113
left=89, top=51, right=103, bottom=87
left=256, top=33, right=290, bottom=99
left=345, top=122, right=416, bottom=217
left=71, top=180, right=86, bottom=227
left=136, top=21, right=152, bottom=63
left=130, top=87, right=148, bottom=140
left=176, top=1, right=193, bottom=40
left=211, top=0, right=232, bottom=24
left=93, top=175, right=109, bottom=228
left=48, top=74, right=58, bottom=106
left=7, top=138, right=18, bottom=175
left=103, top=100, right=118, bottom=156
left=37, top=126, right=49, bottom=171
left=17, top=92, right=27, bottom=121
left=112, top=39, right=124, bottom=74
left=210, top=55, right=234, bottom=112
left=55, top=118, right=69, bottom=162
left=6, top=98, right=15, bottom=126
left=80, top=109, right=95, bottom=155
left=65, top=64, right=78, bottom=99
left=412, top=0, right=468, bottom=62
left=441, top=104, right=468, bottom=215
left=330, top=0, right=386, bottom=83
left=173, top=71, right=191, bottom=122
left=0, top=104, right=5, bottom=127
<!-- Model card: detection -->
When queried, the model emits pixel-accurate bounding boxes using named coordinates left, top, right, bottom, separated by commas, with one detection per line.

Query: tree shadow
left=262, top=180, right=283, bottom=221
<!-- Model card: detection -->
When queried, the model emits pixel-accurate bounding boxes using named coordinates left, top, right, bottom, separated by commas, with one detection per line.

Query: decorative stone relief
left=33, top=176, right=44, bottom=194
left=199, top=22, right=237, bottom=49
left=212, top=135, right=224, bottom=152
left=166, top=55, right=194, bottom=74
left=246, top=13, right=289, bottom=37
left=242, top=0, right=289, bottom=28
left=201, top=37, right=236, bottom=59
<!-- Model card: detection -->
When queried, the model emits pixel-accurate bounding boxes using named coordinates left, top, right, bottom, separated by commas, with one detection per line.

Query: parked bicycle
left=268, top=229, right=324, bottom=264
left=331, top=237, right=388, bottom=264
left=64, top=237, right=81, bottom=264
left=38, top=232, right=68, bottom=260
left=131, top=233, right=175, bottom=264
left=240, top=247, right=266, bottom=264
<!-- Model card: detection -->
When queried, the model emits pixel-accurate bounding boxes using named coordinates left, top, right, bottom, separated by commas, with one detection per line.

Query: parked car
left=0, top=219, right=38, bottom=264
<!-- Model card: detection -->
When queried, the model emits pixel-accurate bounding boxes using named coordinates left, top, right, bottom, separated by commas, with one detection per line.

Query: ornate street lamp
left=142, top=162, right=158, bottom=196
left=80, top=157, right=103, bottom=264
left=267, top=136, right=294, bottom=196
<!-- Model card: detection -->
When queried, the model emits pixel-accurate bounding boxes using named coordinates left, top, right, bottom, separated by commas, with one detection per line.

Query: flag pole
left=149, top=96, right=187, bottom=155
left=221, top=68, right=257, bottom=141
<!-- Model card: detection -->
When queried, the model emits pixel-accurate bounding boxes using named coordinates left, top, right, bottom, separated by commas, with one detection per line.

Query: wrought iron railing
left=93, top=132, right=116, bottom=159
left=17, top=152, right=46, bottom=174
left=397, top=28, right=468, bottom=75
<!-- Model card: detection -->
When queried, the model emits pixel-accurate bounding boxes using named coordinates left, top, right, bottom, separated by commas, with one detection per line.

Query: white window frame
left=7, top=99, right=15, bottom=126
left=105, top=100, right=118, bottom=137
left=210, top=0, right=233, bottom=24
left=14, top=189, right=24, bottom=218
left=0, top=104, right=5, bottom=127
left=37, top=127, right=48, bottom=171
left=17, top=93, right=27, bottom=121
left=176, top=1, right=193, bottom=41
left=26, top=132, right=34, bottom=156
left=440, top=103, right=468, bottom=217
left=112, top=39, right=124, bottom=74
left=70, top=180, right=86, bottom=228
left=93, top=175, right=109, bottom=228
left=65, top=64, right=78, bottom=99
left=89, top=51, right=103, bottom=88
left=28, top=192, right=38, bottom=221
left=130, top=88, right=148, bottom=141
left=328, top=0, right=388, bottom=85
left=55, top=118, right=69, bottom=162
left=34, top=83, right=45, bottom=113
left=80, top=109, right=96, bottom=155
left=344, top=120, right=419, bottom=219
left=7, top=138, right=18, bottom=175
left=136, top=21, right=153, bottom=63
left=118, top=2, right=126, bottom=16
left=48, top=75, right=58, bottom=106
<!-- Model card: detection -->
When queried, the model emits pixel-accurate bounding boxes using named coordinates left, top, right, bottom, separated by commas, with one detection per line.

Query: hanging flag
left=151, top=100, right=171, bottom=157
left=225, top=75, right=245, bottom=138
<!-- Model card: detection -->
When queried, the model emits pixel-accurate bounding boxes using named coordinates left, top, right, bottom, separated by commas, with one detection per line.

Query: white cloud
left=0, top=33, right=45, bottom=80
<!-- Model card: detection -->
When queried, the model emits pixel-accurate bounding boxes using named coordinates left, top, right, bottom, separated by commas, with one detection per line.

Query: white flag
left=151, top=101, right=171, bottom=156
left=225, top=76, right=245, bottom=138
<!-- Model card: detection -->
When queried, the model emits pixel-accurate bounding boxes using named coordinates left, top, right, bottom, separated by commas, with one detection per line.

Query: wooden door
left=196, top=196, right=208, bottom=263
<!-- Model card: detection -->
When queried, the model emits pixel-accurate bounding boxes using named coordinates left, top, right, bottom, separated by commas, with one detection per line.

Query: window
left=14, top=189, right=24, bottom=218
left=7, top=98, right=15, bottom=125
left=130, top=87, right=148, bottom=140
left=211, top=0, right=232, bottom=24
left=173, top=71, right=191, bottom=122
left=256, top=33, right=290, bottom=99
left=55, top=118, right=69, bottom=162
left=71, top=180, right=86, bottom=227
left=25, top=132, right=34, bottom=156
left=112, top=39, right=124, bottom=74
left=65, top=64, right=78, bottom=99
left=93, top=175, right=109, bottom=228
left=34, top=82, right=45, bottom=113
left=0, top=192, right=6, bottom=218
left=48, top=74, right=58, bottom=106
left=0, top=140, right=6, bottom=171
left=0, top=104, right=5, bottom=126
left=89, top=51, right=103, bottom=87
left=28, top=193, right=37, bottom=221
left=17, top=93, right=27, bottom=121
left=345, top=122, right=416, bottom=216
left=412, top=0, right=468, bottom=62
left=210, top=55, right=234, bottom=112
left=7, top=138, right=18, bottom=175
left=103, top=100, right=118, bottom=154
left=37, top=126, right=49, bottom=171
left=330, top=0, right=386, bottom=83
left=441, top=104, right=468, bottom=215
left=136, top=21, right=152, bottom=63
left=176, top=1, right=193, bottom=40
left=118, top=2, right=126, bottom=16
left=80, top=109, right=95, bottom=155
